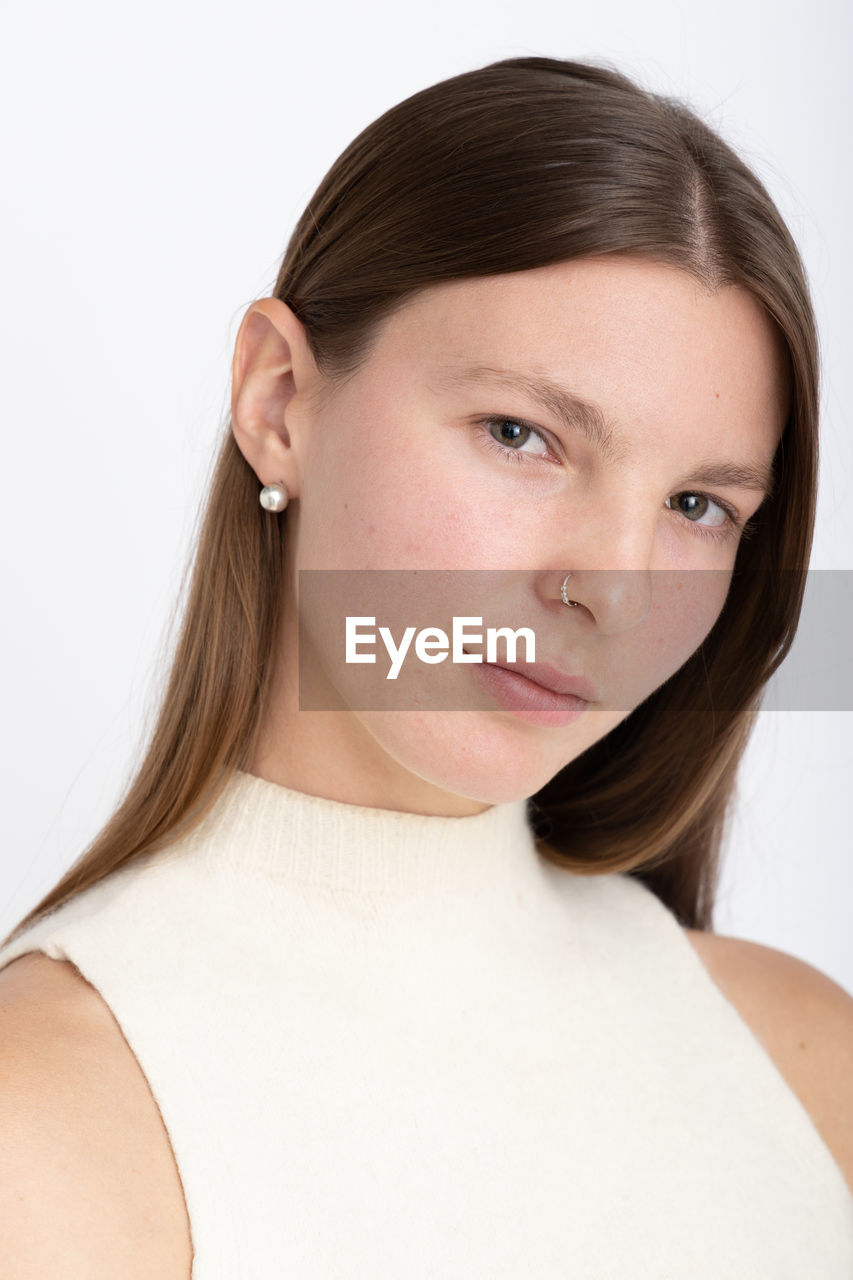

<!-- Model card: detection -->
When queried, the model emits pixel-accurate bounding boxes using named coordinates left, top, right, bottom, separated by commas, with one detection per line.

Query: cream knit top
left=1, top=769, right=851, bottom=1277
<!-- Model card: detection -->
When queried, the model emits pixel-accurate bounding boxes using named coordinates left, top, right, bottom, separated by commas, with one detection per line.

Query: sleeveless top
left=1, top=769, right=851, bottom=1277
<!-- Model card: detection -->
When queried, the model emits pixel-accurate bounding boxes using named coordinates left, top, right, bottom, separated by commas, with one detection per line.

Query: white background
left=1, top=2, right=850, bottom=990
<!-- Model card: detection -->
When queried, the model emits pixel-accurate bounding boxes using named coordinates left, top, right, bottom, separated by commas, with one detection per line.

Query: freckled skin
left=231, top=256, right=787, bottom=815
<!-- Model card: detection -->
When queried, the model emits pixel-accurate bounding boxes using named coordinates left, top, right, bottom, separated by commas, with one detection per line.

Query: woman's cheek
left=620, top=571, right=732, bottom=705
left=354, top=469, right=509, bottom=569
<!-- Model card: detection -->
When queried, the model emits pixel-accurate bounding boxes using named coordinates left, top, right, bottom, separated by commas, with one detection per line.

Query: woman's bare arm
left=0, top=954, right=192, bottom=1278
left=685, top=929, right=853, bottom=1198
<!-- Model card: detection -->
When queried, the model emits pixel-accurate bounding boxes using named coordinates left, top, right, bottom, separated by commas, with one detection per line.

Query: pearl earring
left=259, top=482, right=289, bottom=513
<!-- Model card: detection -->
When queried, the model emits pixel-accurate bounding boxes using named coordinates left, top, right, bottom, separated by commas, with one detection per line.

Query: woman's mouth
left=464, top=652, right=592, bottom=727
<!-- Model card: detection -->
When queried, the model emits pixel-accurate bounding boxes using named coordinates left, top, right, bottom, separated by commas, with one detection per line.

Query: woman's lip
left=490, top=659, right=598, bottom=703
left=462, top=650, right=598, bottom=702
left=465, top=657, right=591, bottom=727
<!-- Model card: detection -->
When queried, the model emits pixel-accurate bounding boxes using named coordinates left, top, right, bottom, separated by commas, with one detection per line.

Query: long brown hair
left=3, top=55, right=818, bottom=944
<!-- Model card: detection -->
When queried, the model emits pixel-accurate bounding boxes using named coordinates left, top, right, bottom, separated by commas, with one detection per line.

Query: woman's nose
left=552, top=567, right=653, bottom=635
left=541, top=514, right=656, bottom=635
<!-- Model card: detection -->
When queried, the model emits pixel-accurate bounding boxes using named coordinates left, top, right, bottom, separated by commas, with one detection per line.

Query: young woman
left=1, top=55, right=851, bottom=1276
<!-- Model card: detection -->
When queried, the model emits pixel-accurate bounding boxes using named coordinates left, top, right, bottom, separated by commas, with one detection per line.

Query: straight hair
left=3, top=55, right=818, bottom=946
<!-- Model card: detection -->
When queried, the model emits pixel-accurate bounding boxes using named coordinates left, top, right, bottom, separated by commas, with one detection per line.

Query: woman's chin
left=356, top=705, right=614, bottom=808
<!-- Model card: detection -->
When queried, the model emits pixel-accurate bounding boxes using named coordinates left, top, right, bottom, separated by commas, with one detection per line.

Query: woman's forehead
left=366, top=258, right=789, bottom=445
left=390, top=256, right=755, bottom=334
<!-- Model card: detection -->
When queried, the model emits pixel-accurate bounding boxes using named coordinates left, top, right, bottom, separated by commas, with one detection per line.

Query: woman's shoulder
left=683, top=927, right=853, bottom=1199
left=0, top=952, right=192, bottom=1278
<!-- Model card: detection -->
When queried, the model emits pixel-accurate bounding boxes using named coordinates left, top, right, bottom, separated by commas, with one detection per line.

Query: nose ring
left=561, top=572, right=580, bottom=608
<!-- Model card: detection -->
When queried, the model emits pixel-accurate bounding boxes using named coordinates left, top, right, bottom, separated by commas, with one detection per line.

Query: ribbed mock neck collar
left=181, top=769, right=543, bottom=898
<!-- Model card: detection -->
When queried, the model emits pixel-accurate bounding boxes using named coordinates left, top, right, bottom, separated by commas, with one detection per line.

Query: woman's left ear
left=229, top=297, right=319, bottom=494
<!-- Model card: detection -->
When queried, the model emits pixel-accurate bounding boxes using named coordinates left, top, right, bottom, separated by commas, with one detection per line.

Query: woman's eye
left=477, top=421, right=742, bottom=543
left=478, top=416, right=551, bottom=461
left=666, top=491, right=745, bottom=544
left=666, top=491, right=731, bottom=529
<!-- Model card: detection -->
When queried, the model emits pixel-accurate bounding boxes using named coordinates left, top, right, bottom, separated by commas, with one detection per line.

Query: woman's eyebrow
left=673, top=458, right=775, bottom=498
left=434, top=362, right=775, bottom=499
left=435, top=363, right=627, bottom=463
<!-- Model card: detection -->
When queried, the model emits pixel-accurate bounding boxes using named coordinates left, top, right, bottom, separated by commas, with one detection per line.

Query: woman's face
left=238, top=255, right=788, bottom=814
